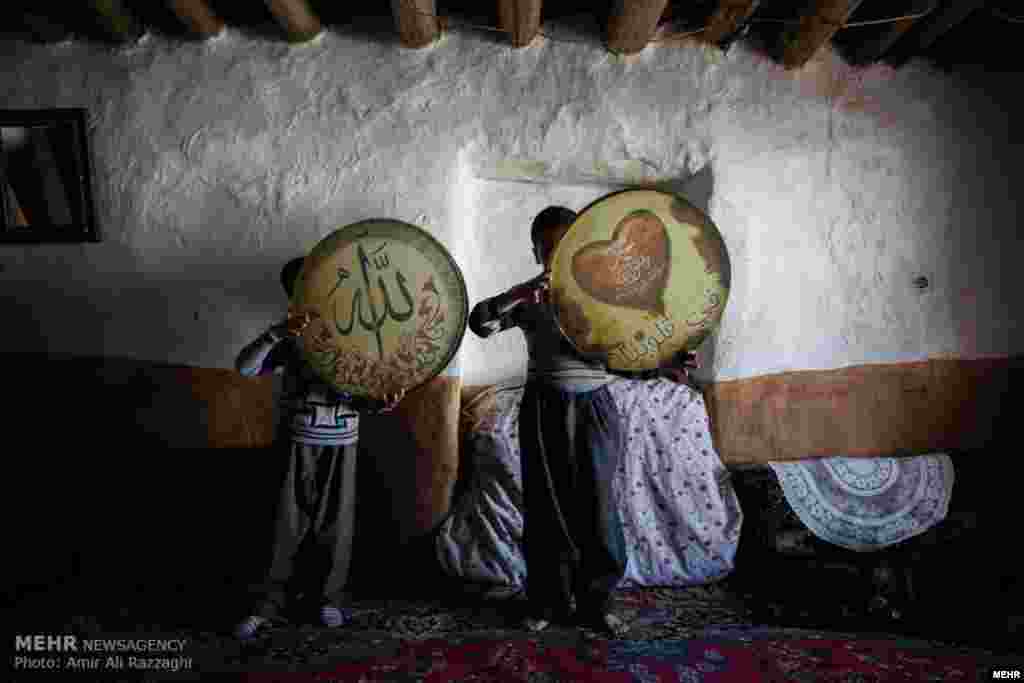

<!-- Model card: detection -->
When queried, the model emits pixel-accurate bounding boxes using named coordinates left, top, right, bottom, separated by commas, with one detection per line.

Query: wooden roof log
left=702, top=0, right=761, bottom=46
left=166, top=0, right=225, bottom=39
left=606, top=0, right=671, bottom=55
left=264, top=0, right=323, bottom=43
left=391, top=0, right=440, bottom=48
left=498, top=0, right=543, bottom=47
left=88, top=0, right=145, bottom=43
left=779, top=0, right=867, bottom=69
left=265, top=0, right=322, bottom=42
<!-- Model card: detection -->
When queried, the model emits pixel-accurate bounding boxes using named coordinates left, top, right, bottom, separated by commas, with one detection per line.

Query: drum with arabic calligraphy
left=290, top=219, right=469, bottom=400
left=548, top=189, right=731, bottom=373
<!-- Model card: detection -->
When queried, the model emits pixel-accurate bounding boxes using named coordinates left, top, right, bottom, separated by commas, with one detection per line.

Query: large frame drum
left=291, top=219, right=468, bottom=400
left=548, top=189, right=731, bottom=372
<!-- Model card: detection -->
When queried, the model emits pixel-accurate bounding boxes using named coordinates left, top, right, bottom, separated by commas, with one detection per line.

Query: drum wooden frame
left=549, top=189, right=731, bottom=372
left=291, top=219, right=468, bottom=400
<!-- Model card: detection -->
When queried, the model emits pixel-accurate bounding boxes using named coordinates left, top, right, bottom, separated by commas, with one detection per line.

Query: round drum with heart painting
left=549, top=189, right=731, bottom=372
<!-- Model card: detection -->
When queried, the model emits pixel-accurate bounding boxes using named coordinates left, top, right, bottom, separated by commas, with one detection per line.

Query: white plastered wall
left=0, top=29, right=1019, bottom=386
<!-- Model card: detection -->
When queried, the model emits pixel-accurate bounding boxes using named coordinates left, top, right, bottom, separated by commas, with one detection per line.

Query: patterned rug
left=27, top=582, right=1017, bottom=681
left=237, top=634, right=1007, bottom=682
left=768, top=453, right=954, bottom=551
left=11, top=460, right=1019, bottom=680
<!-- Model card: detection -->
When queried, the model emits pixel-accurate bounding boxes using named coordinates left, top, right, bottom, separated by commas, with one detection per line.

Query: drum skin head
left=549, top=189, right=730, bottom=372
left=291, top=219, right=468, bottom=400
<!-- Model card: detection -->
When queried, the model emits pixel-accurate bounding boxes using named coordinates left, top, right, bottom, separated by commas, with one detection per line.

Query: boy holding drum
left=232, top=257, right=403, bottom=640
left=470, top=208, right=605, bottom=636
left=470, top=206, right=699, bottom=637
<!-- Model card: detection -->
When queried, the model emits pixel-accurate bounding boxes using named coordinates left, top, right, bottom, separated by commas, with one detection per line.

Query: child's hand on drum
left=532, top=272, right=551, bottom=304
left=512, top=272, right=550, bottom=305
left=380, top=388, right=406, bottom=413
left=284, top=309, right=319, bottom=337
left=663, top=351, right=699, bottom=383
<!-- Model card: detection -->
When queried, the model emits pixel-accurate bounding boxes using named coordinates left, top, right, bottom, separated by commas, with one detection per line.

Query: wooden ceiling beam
left=780, top=0, right=867, bottom=69
left=702, top=0, right=761, bottom=46
left=265, top=0, right=322, bottom=42
left=166, top=0, right=224, bottom=39
left=391, top=0, right=440, bottom=48
left=498, top=0, right=543, bottom=48
left=607, top=0, right=670, bottom=55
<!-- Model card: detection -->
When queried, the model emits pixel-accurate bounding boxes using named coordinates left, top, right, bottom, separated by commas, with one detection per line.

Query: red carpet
left=239, top=630, right=1012, bottom=682
left=18, top=581, right=1018, bottom=681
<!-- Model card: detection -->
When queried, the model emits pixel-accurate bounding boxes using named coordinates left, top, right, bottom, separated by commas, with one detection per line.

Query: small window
left=0, top=108, right=99, bottom=244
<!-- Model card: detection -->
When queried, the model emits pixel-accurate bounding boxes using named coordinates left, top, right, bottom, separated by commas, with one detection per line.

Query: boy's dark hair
left=531, top=206, right=577, bottom=246
left=280, top=257, right=305, bottom=298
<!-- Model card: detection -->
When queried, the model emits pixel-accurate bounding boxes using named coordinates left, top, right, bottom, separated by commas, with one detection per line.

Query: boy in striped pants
left=233, top=258, right=403, bottom=640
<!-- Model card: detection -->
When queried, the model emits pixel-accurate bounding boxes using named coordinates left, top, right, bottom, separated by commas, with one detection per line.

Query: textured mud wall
left=0, top=32, right=1019, bottom=384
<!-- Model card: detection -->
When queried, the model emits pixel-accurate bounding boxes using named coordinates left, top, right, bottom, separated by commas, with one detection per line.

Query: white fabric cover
left=437, top=378, right=743, bottom=587
left=769, top=454, right=954, bottom=551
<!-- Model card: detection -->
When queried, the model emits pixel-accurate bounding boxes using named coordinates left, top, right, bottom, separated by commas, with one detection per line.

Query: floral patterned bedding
left=437, top=378, right=743, bottom=587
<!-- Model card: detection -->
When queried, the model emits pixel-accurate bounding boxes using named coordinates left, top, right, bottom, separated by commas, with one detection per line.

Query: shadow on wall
left=0, top=257, right=292, bottom=364
left=3, top=351, right=420, bottom=611
left=4, top=355, right=222, bottom=604
left=938, top=65, right=1023, bottom=360
left=0, top=252, right=444, bottom=607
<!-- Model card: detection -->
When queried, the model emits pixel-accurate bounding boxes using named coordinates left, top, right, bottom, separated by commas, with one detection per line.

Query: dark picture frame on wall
left=0, top=107, right=99, bottom=244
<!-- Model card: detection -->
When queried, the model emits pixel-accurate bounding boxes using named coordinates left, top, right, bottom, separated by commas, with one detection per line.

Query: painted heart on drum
left=548, top=189, right=730, bottom=373
left=571, top=209, right=670, bottom=314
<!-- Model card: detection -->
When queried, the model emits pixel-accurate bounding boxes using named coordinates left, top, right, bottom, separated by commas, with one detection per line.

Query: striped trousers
left=254, top=439, right=358, bottom=618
